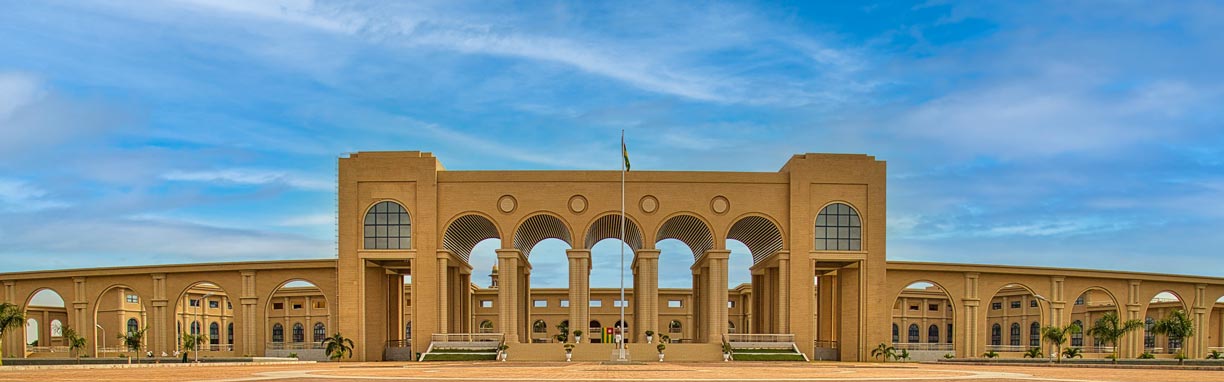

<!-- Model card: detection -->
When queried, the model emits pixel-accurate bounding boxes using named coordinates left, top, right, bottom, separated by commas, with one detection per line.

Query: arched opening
left=1144, top=291, right=1188, bottom=354
left=93, top=285, right=148, bottom=356
left=517, top=212, right=574, bottom=343
left=656, top=214, right=715, bottom=343
left=478, top=320, right=494, bottom=333
left=174, top=282, right=234, bottom=355
left=443, top=213, right=501, bottom=336
left=726, top=215, right=785, bottom=336
left=588, top=320, right=603, bottom=342
left=984, top=283, right=1045, bottom=356
left=1070, top=288, right=1120, bottom=354
left=264, top=279, right=330, bottom=356
left=891, top=281, right=954, bottom=353
left=363, top=200, right=412, bottom=250
left=23, top=289, right=66, bottom=354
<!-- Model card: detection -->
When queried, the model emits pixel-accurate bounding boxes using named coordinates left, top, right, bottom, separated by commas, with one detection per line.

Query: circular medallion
left=711, top=195, right=730, bottom=214
left=568, top=195, right=588, bottom=214
left=639, top=195, right=659, bottom=214
left=497, top=195, right=517, bottom=213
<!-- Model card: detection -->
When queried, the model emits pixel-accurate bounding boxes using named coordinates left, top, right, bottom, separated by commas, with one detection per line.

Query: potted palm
left=573, top=330, right=583, bottom=343
left=721, top=342, right=733, bottom=362
left=1041, top=323, right=1081, bottom=364
left=656, top=343, right=666, bottom=362
left=564, top=343, right=575, bottom=362
left=62, top=325, right=87, bottom=362
left=645, top=330, right=655, bottom=344
left=497, top=344, right=510, bottom=361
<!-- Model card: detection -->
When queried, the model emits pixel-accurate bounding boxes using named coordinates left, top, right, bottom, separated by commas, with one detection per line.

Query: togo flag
left=621, top=132, right=631, bottom=171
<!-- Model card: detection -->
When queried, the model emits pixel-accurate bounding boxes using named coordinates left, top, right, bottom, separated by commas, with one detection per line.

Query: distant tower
left=489, top=264, right=499, bottom=289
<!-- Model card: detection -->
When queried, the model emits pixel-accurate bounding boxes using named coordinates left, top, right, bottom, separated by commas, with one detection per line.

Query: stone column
left=961, top=272, right=980, bottom=358
left=566, top=250, right=591, bottom=342
left=700, top=250, right=730, bottom=343
left=1124, top=280, right=1143, bottom=358
left=496, top=249, right=522, bottom=343
left=459, top=272, right=471, bottom=333
left=435, top=253, right=450, bottom=334
left=776, top=251, right=791, bottom=333
left=240, top=270, right=257, bottom=355
left=1192, top=284, right=1208, bottom=358
left=632, top=249, right=659, bottom=342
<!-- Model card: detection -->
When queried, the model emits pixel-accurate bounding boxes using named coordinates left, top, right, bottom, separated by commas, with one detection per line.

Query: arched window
left=1071, top=320, right=1084, bottom=347
left=50, top=320, right=63, bottom=338
left=814, top=203, right=861, bottom=251
left=210, top=322, right=220, bottom=345
left=127, top=318, right=139, bottom=334
left=292, top=323, right=304, bottom=343
left=907, top=324, right=919, bottom=343
left=892, top=324, right=899, bottom=343
left=1169, top=333, right=1183, bottom=350
left=1144, top=317, right=1155, bottom=349
left=191, top=321, right=200, bottom=335
left=927, top=325, right=939, bottom=343
left=272, top=323, right=284, bottom=343
left=728, top=321, right=736, bottom=334
left=479, top=320, right=494, bottom=333
left=227, top=323, right=234, bottom=344
left=991, top=324, right=1001, bottom=346
left=533, top=320, right=547, bottom=333
left=1029, top=322, right=1040, bottom=347
left=364, top=201, right=411, bottom=249
left=947, top=324, right=953, bottom=344
left=667, top=320, right=680, bottom=334
left=1009, top=323, right=1021, bottom=346
left=405, top=321, right=412, bottom=339
left=25, top=319, right=38, bottom=345
left=313, top=323, right=326, bottom=342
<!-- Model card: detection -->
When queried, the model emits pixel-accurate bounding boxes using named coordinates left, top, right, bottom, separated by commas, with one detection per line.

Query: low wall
left=505, top=343, right=722, bottom=362
left=0, top=357, right=301, bottom=366
left=265, top=349, right=328, bottom=361
left=905, top=350, right=952, bottom=362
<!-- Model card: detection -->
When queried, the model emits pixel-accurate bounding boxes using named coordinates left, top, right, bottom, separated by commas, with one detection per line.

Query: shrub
left=943, top=353, right=955, bottom=359
left=288, top=352, right=298, bottom=359
left=1138, top=352, right=1156, bottom=359
left=656, top=343, right=666, bottom=353
left=982, top=350, right=999, bottom=359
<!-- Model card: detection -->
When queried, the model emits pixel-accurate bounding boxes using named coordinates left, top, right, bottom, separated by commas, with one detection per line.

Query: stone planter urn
left=565, top=352, right=572, bottom=362
left=723, top=352, right=731, bottom=362
left=658, top=353, right=665, bottom=362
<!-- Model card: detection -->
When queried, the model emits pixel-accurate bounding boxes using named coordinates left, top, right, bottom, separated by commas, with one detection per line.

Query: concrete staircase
left=506, top=342, right=722, bottom=362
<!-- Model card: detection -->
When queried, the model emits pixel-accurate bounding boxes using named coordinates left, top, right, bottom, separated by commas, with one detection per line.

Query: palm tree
left=1042, top=323, right=1081, bottom=364
left=0, top=303, right=25, bottom=366
left=1152, top=309, right=1194, bottom=364
left=62, top=325, right=88, bottom=360
left=181, top=332, right=206, bottom=358
left=1023, top=347, right=1043, bottom=358
left=1062, top=347, right=1084, bottom=359
left=870, top=343, right=895, bottom=362
left=119, top=326, right=149, bottom=352
left=323, top=332, right=354, bottom=361
left=1085, top=311, right=1143, bottom=363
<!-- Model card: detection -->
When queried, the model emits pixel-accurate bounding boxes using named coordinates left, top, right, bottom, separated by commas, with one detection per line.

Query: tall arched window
left=210, top=322, right=220, bottom=345
left=814, top=203, right=861, bottom=251
left=313, top=322, right=326, bottom=342
left=1071, top=320, right=1084, bottom=347
left=728, top=321, right=736, bottom=334
left=127, top=318, right=139, bottom=334
left=892, top=324, right=899, bottom=343
left=50, top=320, right=63, bottom=338
left=1009, top=323, right=1021, bottom=346
left=947, top=324, right=953, bottom=344
left=227, top=323, right=234, bottom=344
left=991, top=324, right=1001, bottom=346
left=479, top=320, right=494, bottom=333
left=364, top=201, right=411, bottom=249
left=667, top=320, right=680, bottom=334
left=907, top=324, right=919, bottom=343
left=292, top=323, right=305, bottom=343
left=272, top=323, right=284, bottom=343
left=405, top=321, right=412, bottom=339
left=1029, top=322, right=1040, bottom=347
left=191, top=321, right=200, bottom=335
left=533, top=320, right=547, bottom=333
left=927, top=325, right=939, bottom=343
left=1144, top=317, right=1155, bottom=349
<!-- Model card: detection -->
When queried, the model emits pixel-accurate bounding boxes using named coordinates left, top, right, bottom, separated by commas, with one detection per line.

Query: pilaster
left=632, top=249, right=659, bottom=342
left=566, top=249, right=591, bottom=343
left=497, top=249, right=524, bottom=343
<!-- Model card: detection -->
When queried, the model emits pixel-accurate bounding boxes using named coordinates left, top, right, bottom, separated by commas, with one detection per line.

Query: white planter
left=565, top=352, right=573, bottom=362
left=723, top=353, right=731, bottom=362
left=575, top=335, right=582, bottom=343
left=500, top=352, right=508, bottom=361
left=647, top=336, right=653, bottom=344
left=658, top=353, right=665, bottom=362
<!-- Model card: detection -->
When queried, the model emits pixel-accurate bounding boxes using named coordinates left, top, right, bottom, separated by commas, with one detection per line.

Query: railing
left=97, top=346, right=128, bottom=353
left=892, top=343, right=953, bottom=351
left=986, top=345, right=1032, bottom=352
left=431, top=333, right=504, bottom=343
left=26, top=346, right=70, bottom=353
left=1144, top=346, right=1183, bottom=355
left=1079, top=346, right=1117, bottom=354
left=813, top=340, right=839, bottom=349
left=724, top=333, right=795, bottom=343
left=266, top=342, right=324, bottom=350
left=386, top=339, right=411, bottom=348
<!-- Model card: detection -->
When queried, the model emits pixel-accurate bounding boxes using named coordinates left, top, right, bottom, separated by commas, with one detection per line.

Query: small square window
left=210, top=301, right=220, bottom=309
left=480, top=300, right=493, bottom=308
left=313, top=301, right=326, bottom=309
left=909, top=305, right=919, bottom=311
left=560, top=300, right=569, bottom=308
left=668, top=300, right=682, bottom=308
left=190, top=299, right=200, bottom=307
left=991, top=302, right=1002, bottom=310
left=1030, top=300, right=1038, bottom=308
left=590, top=300, right=602, bottom=308
left=273, top=302, right=284, bottom=310
left=293, top=304, right=302, bottom=310
left=928, top=304, right=938, bottom=311
left=728, top=301, right=735, bottom=308
left=534, top=300, right=547, bottom=308
left=126, top=294, right=139, bottom=303
left=1010, top=301, right=1021, bottom=309
left=613, top=300, right=629, bottom=308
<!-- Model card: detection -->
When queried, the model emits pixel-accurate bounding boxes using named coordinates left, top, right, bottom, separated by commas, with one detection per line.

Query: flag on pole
left=621, top=135, right=631, bottom=171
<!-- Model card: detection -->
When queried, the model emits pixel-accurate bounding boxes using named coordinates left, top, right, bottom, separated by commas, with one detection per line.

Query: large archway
left=1069, top=288, right=1120, bottom=354
left=264, top=279, right=330, bottom=360
left=1142, top=291, right=1189, bottom=355
left=514, top=213, right=573, bottom=343
left=23, top=289, right=67, bottom=356
left=92, top=285, right=148, bottom=356
left=726, top=214, right=786, bottom=335
left=656, top=213, right=717, bottom=343
left=890, top=281, right=955, bottom=359
left=983, top=283, right=1046, bottom=357
left=173, top=282, right=236, bottom=356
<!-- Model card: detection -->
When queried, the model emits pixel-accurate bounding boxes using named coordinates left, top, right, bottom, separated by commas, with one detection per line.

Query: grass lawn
left=421, top=353, right=498, bottom=361
left=429, top=348, right=498, bottom=353
left=733, top=348, right=798, bottom=353
left=731, top=353, right=807, bottom=361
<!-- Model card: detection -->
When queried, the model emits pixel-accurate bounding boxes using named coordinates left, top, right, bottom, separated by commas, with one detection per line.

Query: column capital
left=565, top=249, right=592, bottom=259
left=496, top=248, right=525, bottom=260
left=634, top=248, right=661, bottom=259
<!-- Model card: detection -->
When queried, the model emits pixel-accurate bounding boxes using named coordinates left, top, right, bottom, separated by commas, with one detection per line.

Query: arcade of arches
left=4, top=151, right=1224, bottom=362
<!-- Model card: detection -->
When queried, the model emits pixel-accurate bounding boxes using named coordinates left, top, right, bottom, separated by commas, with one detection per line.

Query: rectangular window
left=480, top=300, right=493, bottom=308
left=909, top=305, right=919, bottom=311
left=560, top=300, right=569, bottom=308
left=534, top=300, right=547, bottom=308
left=728, top=301, right=735, bottom=308
left=991, top=302, right=1002, bottom=310
left=613, top=300, right=629, bottom=308
left=1075, top=297, right=1084, bottom=305
left=590, top=300, right=602, bottom=308
left=273, top=302, right=284, bottom=310
left=1030, top=300, right=1038, bottom=308
left=126, top=294, right=139, bottom=303
left=1010, top=301, right=1021, bottom=309
left=668, top=300, right=682, bottom=308
left=210, top=301, right=220, bottom=309
left=313, top=301, right=326, bottom=309
left=293, top=304, right=302, bottom=310
left=928, top=304, right=939, bottom=311
left=227, top=302, right=232, bottom=309
left=190, top=299, right=200, bottom=307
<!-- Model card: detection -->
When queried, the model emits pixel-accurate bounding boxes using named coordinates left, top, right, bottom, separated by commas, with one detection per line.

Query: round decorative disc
left=639, top=195, right=659, bottom=214
left=711, top=195, right=730, bottom=214
left=568, top=195, right=588, bottom=214
left=498, top=195, right=517, bottom=213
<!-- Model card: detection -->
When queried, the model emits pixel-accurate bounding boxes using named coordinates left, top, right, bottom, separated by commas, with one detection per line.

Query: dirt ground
left=2, top=361, right=1224, bottom=382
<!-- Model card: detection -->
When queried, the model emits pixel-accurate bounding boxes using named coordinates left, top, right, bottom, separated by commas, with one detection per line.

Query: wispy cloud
left=0, top=178, right=69, bottom=212
left=162, top=169, right=332, bottom=191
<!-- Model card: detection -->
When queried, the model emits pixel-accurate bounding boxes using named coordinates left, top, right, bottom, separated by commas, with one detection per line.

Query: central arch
left=656, top=213, right=714, bottom=259
left=584, top=213, right=644, bottom=251
left=442, top=213, right=502, bottom=263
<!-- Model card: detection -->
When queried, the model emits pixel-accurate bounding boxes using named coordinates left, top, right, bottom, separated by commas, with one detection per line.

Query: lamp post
left=195, top=293, right=214, bottom=363
left=95, top=324, right=105, bottom=356
left=1032, top=294, right=1054, bottom=360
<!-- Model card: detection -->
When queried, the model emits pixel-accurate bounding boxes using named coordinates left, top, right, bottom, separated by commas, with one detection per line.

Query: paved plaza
left=2, top=362, right=1224, bottom=382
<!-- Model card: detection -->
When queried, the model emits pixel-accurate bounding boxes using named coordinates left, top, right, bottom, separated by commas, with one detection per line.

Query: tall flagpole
left=618, top=129, right=627, bottom=361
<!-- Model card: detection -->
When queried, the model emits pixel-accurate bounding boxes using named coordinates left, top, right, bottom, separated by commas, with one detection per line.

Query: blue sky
left=2, top=1, right=1223, bottom=290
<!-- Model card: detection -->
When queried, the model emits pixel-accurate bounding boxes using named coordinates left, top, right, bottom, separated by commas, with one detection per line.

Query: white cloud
left=0, top=178, right=69, bottom=212
left=278, top=213, right=334, bottom=227
left=162, top=168, right=332, bottom=191
left=0, top=72, right=44, bottom=118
